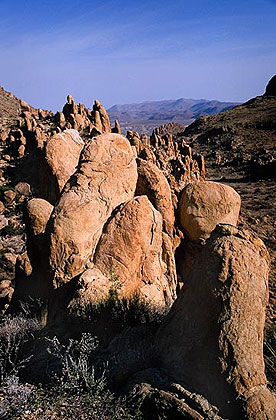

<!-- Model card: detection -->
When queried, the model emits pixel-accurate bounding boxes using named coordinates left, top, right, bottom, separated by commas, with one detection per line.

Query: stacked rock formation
left=54, top=94, right=120, bottom=136
left=1, top=92, right=274, bottom=419
left=127, top=130, right=206, bottom=207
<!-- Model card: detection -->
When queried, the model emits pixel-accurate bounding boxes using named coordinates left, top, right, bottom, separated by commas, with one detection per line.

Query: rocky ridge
left=0, top=80, right=275, bottom=419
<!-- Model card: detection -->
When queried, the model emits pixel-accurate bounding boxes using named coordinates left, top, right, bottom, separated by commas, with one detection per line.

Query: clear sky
left=0, top=0, right=275, bottom=111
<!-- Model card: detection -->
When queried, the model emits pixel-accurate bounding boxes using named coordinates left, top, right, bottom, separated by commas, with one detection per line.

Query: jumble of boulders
left=0, top=94, right=275, bottom=419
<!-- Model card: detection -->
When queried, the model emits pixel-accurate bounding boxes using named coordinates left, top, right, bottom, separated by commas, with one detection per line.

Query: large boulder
left=48, top=133, right=138, bottom=287
left=93, top=196, right=177, bottom=306
left=136, top=159, right=174, bottom=237
left=179, top=181, right=241, bottom=241
left=41, top=129, right=84, bottom=204
left=156, top=225, right=275, bottom=419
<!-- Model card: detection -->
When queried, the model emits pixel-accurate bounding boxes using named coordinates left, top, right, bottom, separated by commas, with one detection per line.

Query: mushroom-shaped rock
left=41, top=129, right=84, bottom=204
left=93, top=196, right=177, bottom=307
left=48, top=133, right=138, bottom=287
left=156, top=226, right=275, bottom=419
left=179, top=181, right=241, bottom=241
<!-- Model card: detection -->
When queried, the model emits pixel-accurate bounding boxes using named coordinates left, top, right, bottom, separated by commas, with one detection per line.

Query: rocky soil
left=0, top=77, right=275, bottom=419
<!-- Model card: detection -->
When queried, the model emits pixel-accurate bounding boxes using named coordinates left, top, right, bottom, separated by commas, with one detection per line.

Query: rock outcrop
left=136, top=159, right=174, bottom=237
left=156, top=225, right=275, bottom=419
left=48, top=133, right=138, bottom=287
left=26, top=198, right=53, bottom=237
left=41, top=129, right=84, bottom=204
left=93, top=196, right=177, bottom=306
left=1, top=83, right=275, bottom=420
left=127, top=130, right=206, bottom=207
left=179, top=181, right=241, bottom=241
left=93, top=99, right=111, bottom=133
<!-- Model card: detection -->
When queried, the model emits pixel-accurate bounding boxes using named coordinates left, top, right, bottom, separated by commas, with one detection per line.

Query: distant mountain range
left=107, top=98, right=240, bottom=134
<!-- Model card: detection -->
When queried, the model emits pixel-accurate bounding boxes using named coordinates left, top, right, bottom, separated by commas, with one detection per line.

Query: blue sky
left=0, top=0, right=275, bottom=111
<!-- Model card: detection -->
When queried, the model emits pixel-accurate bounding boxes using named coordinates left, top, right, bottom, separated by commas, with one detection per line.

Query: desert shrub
left=0, top=376, right=142, bottom=420
left=70, top=270, right=169, bottom=327
left=0, top=185, right=16, bottom=194
left=0, top=312, right=41, bottom=383
left=0, top=333, right=143, bottom=419
left=46, top=333, right=106, bottom=395
left=70, top=293, right=168, bottom=327
left=0, top=375, right=34, bottom=419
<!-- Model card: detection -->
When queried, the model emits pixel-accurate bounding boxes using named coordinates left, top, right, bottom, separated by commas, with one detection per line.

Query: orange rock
left=16, top=252, right=32, bottom=276
left=4, top=189, right=16, bottom=204
left=94, top=196, right=177, bottom=306
left=0, top=201, right=5, bottom=215
left=136, top=159, right=174, bottom=237
left=157, top=225, right=275, bottom=419
left=179, top=181, right=241, bottom=240
left=48, top=133, right=137, bottom=287
left=41, top=129, right=84, bottom=204
left=26, top=198, right=53, bottom=236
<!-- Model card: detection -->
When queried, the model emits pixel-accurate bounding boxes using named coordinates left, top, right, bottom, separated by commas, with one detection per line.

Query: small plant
left=46, top=333, right=106, bottom=395
left=1, top=224, right=19, bottom=236
left=108, top=269, right=122, bottom=302
left=0, top=313, right=41, bottom=383
left=0, top=375, right=34, bottom=419
left=0, top=185, right=16, bottom=193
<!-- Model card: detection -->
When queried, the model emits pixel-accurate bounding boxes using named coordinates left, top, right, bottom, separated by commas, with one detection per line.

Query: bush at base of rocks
left=68, top=291, right=169, bottom=328
left=0, top=331, right=143, bottom=420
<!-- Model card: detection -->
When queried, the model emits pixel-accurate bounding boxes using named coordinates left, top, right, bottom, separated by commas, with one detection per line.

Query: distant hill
left=107, top=98, right=240, bottom=134
left=0, top=86, right=23, bottom=118
left=180, top=94, right=276, bottom=179
left=0, top=86, right=41, bottom=120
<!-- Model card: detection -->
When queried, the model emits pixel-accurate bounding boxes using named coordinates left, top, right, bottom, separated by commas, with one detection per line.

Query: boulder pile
left=0, top=92, right=275, bottom=419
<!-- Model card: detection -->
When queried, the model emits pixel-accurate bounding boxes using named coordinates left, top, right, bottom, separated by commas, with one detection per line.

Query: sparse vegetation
left=0, top=327, right=143, bottom=420
left=1, top=223, right=23, bottom=236
left=70, top=270, right=169, bottom=327
left=0, top=312, right=41, bottom=383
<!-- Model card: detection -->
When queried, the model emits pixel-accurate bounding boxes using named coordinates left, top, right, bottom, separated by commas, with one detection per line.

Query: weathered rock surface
left=136, top=159, right=174, bottom=237
left=93, top=99, right=111, bottom=133
left=68, top=267, right=110, bottom=313
left=93, top=196, right=177, bottom=306
left=127, top=130, right=206, bottom=207
left=129, top=378, right=224, bottom=420
left=156, top=225, right=275, bottom=419
left=26, top=198, right=53, bottom=237
left=15, top=182, right=31, bottom=196
left=179, top=181, right=241, bottom=241
left=48, top=133, right=138, bottom=287
left=41, top=129, right=84, bottom=204
left=0, top=215, right=8, bottom=230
